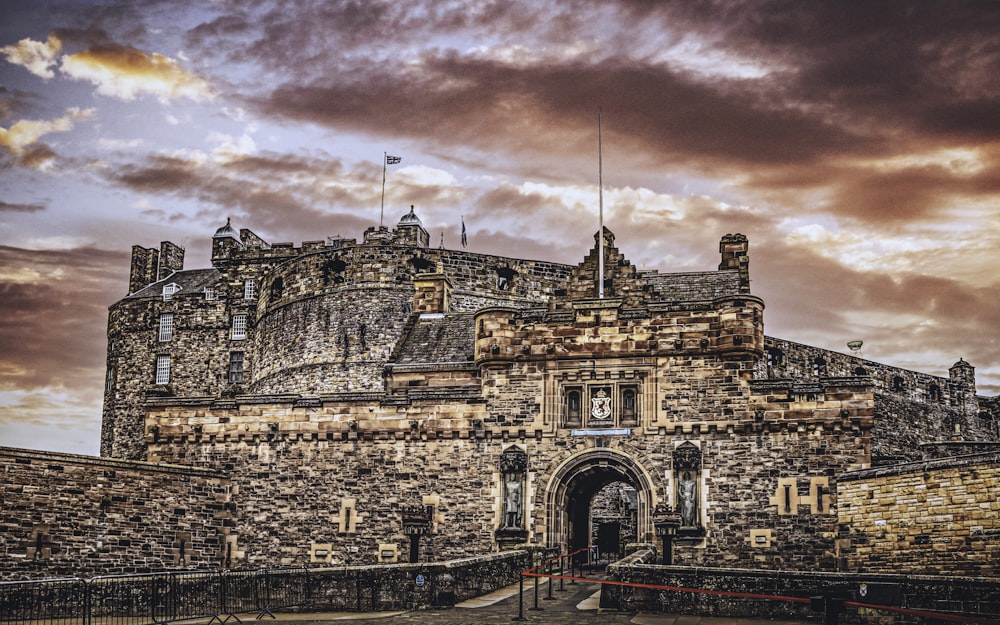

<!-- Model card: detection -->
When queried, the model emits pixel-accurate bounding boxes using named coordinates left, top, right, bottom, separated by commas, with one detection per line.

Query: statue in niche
left=498, top=447, right=528, bottom=532
left=504, top=478, right=523, bottom=528
left=678, top=471, right=697, bottom=527
left=673, top=442, right=702, bottom=529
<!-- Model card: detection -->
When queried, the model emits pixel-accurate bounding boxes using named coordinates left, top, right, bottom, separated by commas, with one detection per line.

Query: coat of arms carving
left=590, top=389, right=612, bottom=421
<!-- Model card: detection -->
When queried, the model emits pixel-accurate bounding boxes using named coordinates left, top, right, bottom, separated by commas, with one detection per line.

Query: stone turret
left=396, top=205, right=430, bottom=248
left=949, top=358, right=978, bottom=416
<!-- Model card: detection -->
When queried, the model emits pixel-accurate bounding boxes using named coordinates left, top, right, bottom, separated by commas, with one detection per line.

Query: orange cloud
left=61, top=44, right=214, bottom=102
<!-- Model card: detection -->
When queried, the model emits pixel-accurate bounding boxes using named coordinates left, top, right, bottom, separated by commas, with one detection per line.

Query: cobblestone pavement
left=225, top=579, right=812, bottom=625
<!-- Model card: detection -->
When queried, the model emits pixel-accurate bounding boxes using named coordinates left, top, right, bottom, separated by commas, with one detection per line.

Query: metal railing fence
left=0, top=578, right=87, bottom=625
left=0, top=550, right=528, bottom=624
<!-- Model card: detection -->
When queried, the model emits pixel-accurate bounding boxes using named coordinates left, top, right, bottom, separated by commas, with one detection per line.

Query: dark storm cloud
left=0, top=246, right=126, bottom=390
left=108, top=151, right=390, bottom=239
left=259, top=55, right=867, bottom=174
left=0, top=200, right=45, bottom=212
left=211, top=0, right=1000, bottom=228
left=657, top=1, right=1000, bottom=140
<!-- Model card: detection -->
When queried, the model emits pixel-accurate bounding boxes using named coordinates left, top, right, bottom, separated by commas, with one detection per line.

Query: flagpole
left=380, top=152, right=387, bottom=227
left=598, top=107, right=605, bottom=299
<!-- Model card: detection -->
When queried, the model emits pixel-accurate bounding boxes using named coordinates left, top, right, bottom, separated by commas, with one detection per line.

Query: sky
left=1, top=1, right=999, bottom=456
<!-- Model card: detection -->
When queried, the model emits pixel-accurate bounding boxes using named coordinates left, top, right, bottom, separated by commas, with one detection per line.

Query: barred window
left=244, top=279, right=256, bottom=299
left=158, top=313, right=174, bottom=342
left=155, top=354, right=170, bottom=385
left=228, top=351, right=245, bottom=384
left=231, top=314, right=247, bottom=340
left=204, top=286, right=216, bottom=301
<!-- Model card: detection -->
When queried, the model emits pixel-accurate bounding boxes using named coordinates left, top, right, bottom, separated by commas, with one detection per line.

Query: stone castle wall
left=837, top=451, right=1000, bottom=576
left=140, top=362, right=873, bottom=572
left=762, top=337, right=995, bottom=463
left=104, top=230, right=576, bottom=460
left=0, top=447, right=234, bottom=581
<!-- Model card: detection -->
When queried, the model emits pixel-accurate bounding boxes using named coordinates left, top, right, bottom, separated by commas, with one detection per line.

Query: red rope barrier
left=520, top=562, right=1000, bottom=625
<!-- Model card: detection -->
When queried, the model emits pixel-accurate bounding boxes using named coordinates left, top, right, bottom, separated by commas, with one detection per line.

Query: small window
left=812, top=357, right=827, bottom=376
left=158, top=313, right=174, bottom=342
left=269, top=277, right=284, bottom=302
left=204, top=286, right=216, bottom=301
left=621, top=388, right=637, bottom=425
left=231, top=314, right=247, bottom=340
left=244, top=279, right=256, bottom=299
left=155, top=354, right=170, bottom=385
left=566, top=388, right=582, bottom=426
left=228, top=351, right=244, bottom=384
left=891, top=376, right=905, bottom=392
left=928, top=384, right=942, bottom=402
left=162, top=283, right=179, bottom=301
left=495, top=267, right=517, bottom=291
left=766, top=348, right=784, bottom=368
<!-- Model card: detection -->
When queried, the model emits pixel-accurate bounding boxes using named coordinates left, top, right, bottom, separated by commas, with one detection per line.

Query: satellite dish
left=847, top=340, right=863, bottom=353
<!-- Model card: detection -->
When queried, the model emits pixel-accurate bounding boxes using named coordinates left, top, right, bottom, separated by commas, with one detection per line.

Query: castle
left=3, top=207, right=998, bottom=580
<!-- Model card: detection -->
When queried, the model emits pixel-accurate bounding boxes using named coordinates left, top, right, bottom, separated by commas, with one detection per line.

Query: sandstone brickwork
left=837, top=451, right=1000, bottom=576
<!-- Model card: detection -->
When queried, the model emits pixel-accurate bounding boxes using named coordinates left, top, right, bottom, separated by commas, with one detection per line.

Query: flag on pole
left=380, top=153, right=402, bottom=227
left=461, top=216, right=468, bottom=248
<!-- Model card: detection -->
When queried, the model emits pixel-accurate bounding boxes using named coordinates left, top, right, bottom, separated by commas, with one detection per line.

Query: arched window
left=928, top=384, right=942, bottom=402
left=891, top=376, right=905, bottom=392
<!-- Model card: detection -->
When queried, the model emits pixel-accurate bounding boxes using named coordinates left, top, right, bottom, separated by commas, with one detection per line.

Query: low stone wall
left=299, top=550, right=530, bottom=611
left=603, top=549, right=1000, bottom=623
left=0, top=447, right=234, bottom=580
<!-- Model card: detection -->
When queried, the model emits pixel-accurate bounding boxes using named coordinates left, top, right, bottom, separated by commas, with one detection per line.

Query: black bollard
left=544, top=559, right=555, bottom=600
left=530, top=572, right=543, bottom=611
left=558, top=554, right=566, bottom=592
left=512, top=573, right=527, bottom=621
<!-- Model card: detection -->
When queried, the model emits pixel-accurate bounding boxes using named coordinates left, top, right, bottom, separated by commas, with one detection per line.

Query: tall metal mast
left=598, top=108, right=605, bottom=299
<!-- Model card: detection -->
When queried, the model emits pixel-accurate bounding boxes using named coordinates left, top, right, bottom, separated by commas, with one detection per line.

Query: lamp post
left=402, top=505, right=431, bottom=562
left=653, top=504, right=681, bottom=565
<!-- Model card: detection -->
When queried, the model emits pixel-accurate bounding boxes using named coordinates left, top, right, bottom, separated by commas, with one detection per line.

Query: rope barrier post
left=544, top=559, right=555, bottom=601
left=530, top=572, right=542, bottom=611
left=512, top=571, right=527, bottom=621
left=569, top=551, right=577, bottom=585
left=557, top=553, right=566, bottom=592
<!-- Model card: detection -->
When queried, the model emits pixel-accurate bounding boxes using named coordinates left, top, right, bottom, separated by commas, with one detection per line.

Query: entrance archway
left=544, top=448, right=657, bottom=555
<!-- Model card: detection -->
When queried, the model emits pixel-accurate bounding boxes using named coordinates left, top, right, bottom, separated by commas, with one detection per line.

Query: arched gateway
left=544, top=448, right=658, bottom=554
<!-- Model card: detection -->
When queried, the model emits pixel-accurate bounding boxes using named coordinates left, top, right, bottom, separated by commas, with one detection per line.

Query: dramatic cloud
left=61, top=44, right=215, bottom=102
left=1, top=35, right=62, bottom=79
left=0, top=107, right=94, bottom=155
left=3, top=0, right=1000, bottom=452
left=0, top=245, right=126, bottom=389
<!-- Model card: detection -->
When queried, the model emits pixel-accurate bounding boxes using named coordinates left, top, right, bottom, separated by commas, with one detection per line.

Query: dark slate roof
left=394, top=313, right=476, bottom=365
left=127, top=269, right=222, bottom=299
left=643, top=270, right=742, bottom=302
